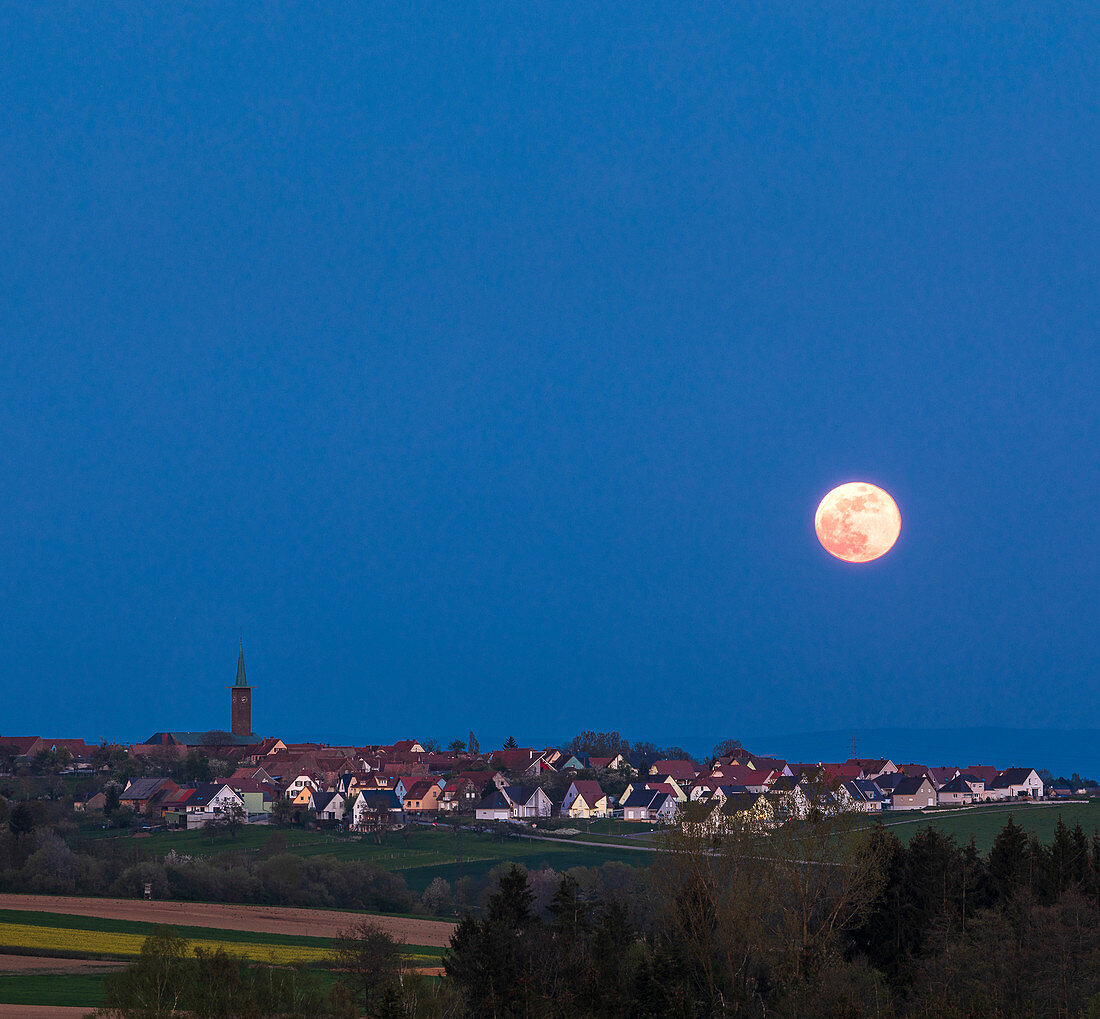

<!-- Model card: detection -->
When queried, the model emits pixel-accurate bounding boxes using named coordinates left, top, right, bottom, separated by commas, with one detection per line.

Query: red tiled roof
left=652, top=760, right=699, bottom=781
left=569, top=780, right=606, bottom=806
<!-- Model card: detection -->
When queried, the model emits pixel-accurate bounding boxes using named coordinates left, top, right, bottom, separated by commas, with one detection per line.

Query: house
left=231, top=778, right=279, bottom=815
left=490, top=749, right=551, bottom=777
left=838, top=779, right=885, bottom=812
left=845, top=759, right=898, bottom=780
left=313, top=791, right=347, bottom=822
left=928, top=767, right=961, bottom=788
left=389, top=740, right=426, bottom=754
left=960, top=774, right=987, bottom=800
left=285, top=774, right=319, bottom=799
left=475, top=789, right=513, bottom=821
left=403, top=780, right=443, bottom=813
left=170, top=784, right=246, bottom=827
left=351, top=790, right=405, bottom=829
left=889, top=776, right=937, bottom=810
left=119, top=778, right=179, bottom=815
left=75, top=791, right=108, bottom=812
left=289, top=785, right=316, bottom=810
left=816, top=763, right=866, bottom=784
left=694, top=792, right=774, bottom=833
left=557, top=754, right=588, bottom=772
left=746, top=756, right=793, bottom=777
left=621, top=788, right=678, bottom=822
left=394, top=776, right=442, bottom=800
left=503, top=785, right=553, bottom=819
left=649, top=760, right=699, bottom=784
left=439, top=777, right=482, bottom=813
left=1049, top=779, right=1073, bottom=799
left=642, top=783, right=686, bottom=805
left=588, top=755, right=626, bottom=772
left=562, top=781, right=609, bottom=819
left=871, top=772, right=908, bottom=798
left=768, top=775, right=814, bottom=817
left=704, top=765, right=774, bottom=793
left=990, top=768, right=1044, bottom=800
left=936, top=775, right=976, bottom=806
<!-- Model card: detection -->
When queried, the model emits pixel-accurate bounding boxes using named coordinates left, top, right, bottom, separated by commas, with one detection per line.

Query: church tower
left=229, top=640, right=252, bottom=737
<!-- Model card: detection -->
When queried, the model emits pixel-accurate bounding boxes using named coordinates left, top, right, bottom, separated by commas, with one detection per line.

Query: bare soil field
left=0, top=1006, right=90, bottom=1017
left=0, top=956, right=123, bottom=973
left=0, top=894, right=457, bottom=948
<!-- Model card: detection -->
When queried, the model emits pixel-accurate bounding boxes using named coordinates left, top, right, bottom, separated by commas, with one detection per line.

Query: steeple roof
left=235, top=640, right=249, bottom=687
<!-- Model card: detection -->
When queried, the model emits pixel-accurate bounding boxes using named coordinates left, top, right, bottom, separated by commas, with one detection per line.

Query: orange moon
left=814, top=483, right=901, bottom=563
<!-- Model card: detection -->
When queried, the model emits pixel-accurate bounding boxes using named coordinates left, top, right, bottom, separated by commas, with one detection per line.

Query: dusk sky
left=2, top=5, right=1097, bottom=752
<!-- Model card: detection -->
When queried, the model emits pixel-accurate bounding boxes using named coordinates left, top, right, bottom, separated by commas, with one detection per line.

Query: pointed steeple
left=235, top=639, right=249, bottom=688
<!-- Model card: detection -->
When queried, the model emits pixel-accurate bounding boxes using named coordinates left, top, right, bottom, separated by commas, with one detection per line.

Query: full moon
left=815, top=482, right=901, bottom=563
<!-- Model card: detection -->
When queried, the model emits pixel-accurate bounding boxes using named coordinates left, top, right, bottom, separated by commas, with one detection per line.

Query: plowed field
left=0, top=894, right=456, bottom=948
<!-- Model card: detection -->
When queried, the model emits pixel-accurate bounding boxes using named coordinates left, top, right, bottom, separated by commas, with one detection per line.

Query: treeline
left=0, top=816, right=643, bottom=922
left=442, top=814, right=1100, bottom=1018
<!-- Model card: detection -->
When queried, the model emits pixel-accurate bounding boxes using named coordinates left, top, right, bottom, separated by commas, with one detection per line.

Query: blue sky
left=1, top=4, right=1097, bottom=748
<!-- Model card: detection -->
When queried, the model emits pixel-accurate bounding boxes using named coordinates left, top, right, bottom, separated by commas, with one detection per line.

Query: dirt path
left=0, top=894, right=456, bottom=948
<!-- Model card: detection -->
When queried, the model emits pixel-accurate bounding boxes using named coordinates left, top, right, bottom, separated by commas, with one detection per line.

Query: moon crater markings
left=815, top=483, right=901, bottom=563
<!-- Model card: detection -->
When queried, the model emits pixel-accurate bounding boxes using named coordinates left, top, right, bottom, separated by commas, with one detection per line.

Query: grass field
left=0, top=973, right=106, bottom=1008
left=85, top=824, right=652, bottom=891
left=875, top=801, right=1100, bottom=853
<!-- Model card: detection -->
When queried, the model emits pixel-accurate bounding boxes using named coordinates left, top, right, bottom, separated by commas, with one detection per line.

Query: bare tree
left=331, top=919, right=406, bottom=1014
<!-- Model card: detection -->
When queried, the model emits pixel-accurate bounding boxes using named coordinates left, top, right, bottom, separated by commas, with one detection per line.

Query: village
left=0, top=649, right=1070, bottom=836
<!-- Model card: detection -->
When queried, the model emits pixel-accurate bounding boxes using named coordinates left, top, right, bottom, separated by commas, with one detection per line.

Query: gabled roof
left=892, top=776, right=933, bottom=796
left=356, top=790, right=403, bottom=810
left=503, top=785, right=541, bottom=806
left=721, top=792, right=767, bottom=815
left=621, top=788, right=660, bottom=809
left=937, top=775, right=974, bottom=794
left=872, top=773, right=908, bottom=793
left=568, top=780, right=606, bottom=806
left=313, top=791, right=344, bottom=812
left=121, top=778, right=175, bottom=801
left=996, top=767, right=1039, bottom=786
left=768, top=775, right=805, bottom=794
left=476, top=789, right=511, bottom=812
left=404, top=780, right=439, bottom=800
left=964, top=765, right=1001, bottom=784
left=652, top=760, right=699, bottom=781
left=0, top=736, right=41, bottom=756
left=843, top=779, right=884, bottom=801
left=708, top=764, right=771, bottom=786
left=186, top=783, right=238, bottom=808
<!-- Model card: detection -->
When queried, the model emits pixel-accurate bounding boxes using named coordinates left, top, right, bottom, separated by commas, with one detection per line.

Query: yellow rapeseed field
left=0, top=922, right=331, bottom=964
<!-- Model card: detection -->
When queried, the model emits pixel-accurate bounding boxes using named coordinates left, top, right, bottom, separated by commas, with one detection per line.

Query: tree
left=206, top=799, right=246, bottom=841
left=447, top=738, right=468, bottom=753
left=180, top=750, right=212, bottom=784
left=96, top=927, right=191, bottom=1018
left=504, top=735, right=518, bottom=750
left=331, top=919, right=405, bottom=1015
left=8, top=801, right=34, bottom=838
left=270, top=797, right=294, bottom=827
left=445, top=864, right=541, bottom=1016
left=104, top=781, right=121, bottom=817
left=423, top=738, right=440, bottom=753
left=711, top=738, right=744, bottom=763
left=988, top=815, right=1029, bottom=901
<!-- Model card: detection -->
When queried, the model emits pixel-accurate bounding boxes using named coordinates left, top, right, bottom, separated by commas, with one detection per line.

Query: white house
left=503, top=786, right=552, bottom=819
left=313, top=791, right=347, bottom=822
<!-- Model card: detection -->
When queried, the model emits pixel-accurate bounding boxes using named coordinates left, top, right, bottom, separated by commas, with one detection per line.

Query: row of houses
left=52, top=733, right=1055, bottom=830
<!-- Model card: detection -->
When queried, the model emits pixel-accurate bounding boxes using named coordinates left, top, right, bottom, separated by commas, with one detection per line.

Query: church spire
left=235, top=639, right=249, bottom=687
